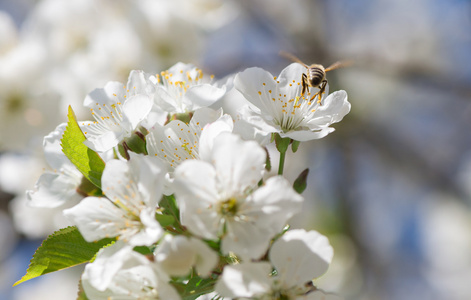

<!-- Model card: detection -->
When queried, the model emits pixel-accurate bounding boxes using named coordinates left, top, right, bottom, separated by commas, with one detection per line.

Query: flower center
left=219, top=198, right=238, bottom=217
left=257, top=78, right=319, bottom=132
left=154, top=67, right=214, bottom=112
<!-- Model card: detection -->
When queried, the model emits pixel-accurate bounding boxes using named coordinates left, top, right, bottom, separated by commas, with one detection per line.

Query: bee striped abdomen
left=308, top=65, right=325, bottom=87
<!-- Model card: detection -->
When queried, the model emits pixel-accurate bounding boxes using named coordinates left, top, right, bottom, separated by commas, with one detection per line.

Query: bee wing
left=279, top=51, right=309, bottom=68
left=325, top=60, right=354, bottom=72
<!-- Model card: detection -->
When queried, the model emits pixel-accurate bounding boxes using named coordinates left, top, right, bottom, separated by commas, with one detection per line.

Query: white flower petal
left=83, top=130, right=123, bottom=152
left=235, top=64, right=350, bottom=142
left=155, top=235, right=197, bottom=277
left=126, top=70, right=155, bottom=96
left=220, top=176, right=303, bottom=260
left=173, top=160, right=220, bottom=239
left=155, top=235, right=218, bottom=277
left=84, top=81, right=125, bottom=108
left=127, top=207, right=163, bottom=246
left=215, top=262, right=272, bottom=298
left=127, top=152, right=165, bottom=208
left=101, top=159, right=136, bottom=209
left=123, top=94, right=153, bottom=129
left=153, top=62, right=229, bottom=113
left=42, top=123, right=72, bottom=170
left=307, top=90, right=350, bottom=127
left=234, top=67, right=277, bottom=112
left=27, top=123, right=84, bottom=207
left=141, top=105, right=168, bottom=129
left=147, top=120, right=199, bottom=171
left=277, top=63, right=307, bottom=88
left=198, top=114, right=234, bottom=162
left=191, top=237, right=219, bottom=277
left=63, top=197, right=126, bottom=242
left=147, top=107, right=233, bottom=173
left=27, top=172, right=82, bottom=208
left=269, top=229, right=334, bottom=288
left=82, top=243, right=180, bottom=299
left=185, top=84, right=226, bottom=107
left=82, top=242, right=133, bottom=291
left=190, top=107, right=224, bottom=130
left=210, top=133, right=265, bottom=196
left=249, top=176, right=303, bottom=229
left=222, top=220, right=273, bottom=260
left=233, top=112, right=273, bottom=146
left=82, top=75, right=153, bottom=152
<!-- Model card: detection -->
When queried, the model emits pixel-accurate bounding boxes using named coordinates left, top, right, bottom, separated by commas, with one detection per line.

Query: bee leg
left=301, top=73, right=308, bottom=97
left=316, top=80, right=328, bottom=104
left=309, top=89, right=321, bottom=102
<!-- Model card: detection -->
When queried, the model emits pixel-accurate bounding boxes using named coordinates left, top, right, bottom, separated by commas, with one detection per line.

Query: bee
left=280, top=51, right=352, bottom=103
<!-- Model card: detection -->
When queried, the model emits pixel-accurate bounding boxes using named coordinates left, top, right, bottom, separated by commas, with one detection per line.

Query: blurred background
left=1, top=0, right=470, bottom=299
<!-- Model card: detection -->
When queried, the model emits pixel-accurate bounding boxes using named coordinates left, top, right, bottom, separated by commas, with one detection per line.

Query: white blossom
left=215, top=229, right=337, bottom=300
left=173, top=132, right=303, bottom=260
left=154, top=234, right=218, bottom=277
left=234, top=63, right=350, bottom=142
left=63, top=153, right=164, bottom=246
left=146, top=107, right=233, bottom=172
left=82, top=242, right=180, bottom=300
left=26, top=123, right=83, bottom=208
left=81, top=70, right=153, bottom=152
left=0, top=151, right=77, bottom=239
left=146, top=107, right=233, bottom=194
left=151, top=62, right=229, bottom=114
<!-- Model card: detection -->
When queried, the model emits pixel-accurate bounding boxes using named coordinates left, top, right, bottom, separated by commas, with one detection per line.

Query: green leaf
left=76, top=176, right=103, bottom=197
left=14, top=226, right=114, bottom=286
left=124, top=132, right=148, bottom=155
left=291, top=140, right=301, bottom=153
left=169, top=112, right=194, bottom=124
left=132, top=245, right=153, bottom=256
left=274, top=133, right=290, bottom=154
left=159, top=194, right=187, bottom=233
left=159, top=195, right=180, bottom=223
left=61, top=106, right=106, bottom=188
left=264, top=147, right=271, bottom=172
left=181, top=276, right=217, bottom=300
left=293, top=168, right=309, bottom=194
left=156, top=213, right=177, bottom=228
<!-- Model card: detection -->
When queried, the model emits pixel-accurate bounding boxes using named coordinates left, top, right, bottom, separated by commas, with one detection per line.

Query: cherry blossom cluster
left=27, top=62, right=350, bottom=299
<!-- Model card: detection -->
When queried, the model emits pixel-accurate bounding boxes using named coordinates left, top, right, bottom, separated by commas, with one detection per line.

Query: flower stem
left=278, top=151, right=286, bottom=175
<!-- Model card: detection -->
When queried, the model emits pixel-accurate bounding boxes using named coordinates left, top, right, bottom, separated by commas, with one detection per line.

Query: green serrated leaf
left=14, top=226, right=114, bottom=286
left=89, top=241, right=116, bottom=263
left=181, top=276, right=217, bottom=300
left=293, top=168, right=309, bottom=194
left=61, top=106, right=105, bottom=188
left=274, top=133, right=290, bottom=154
